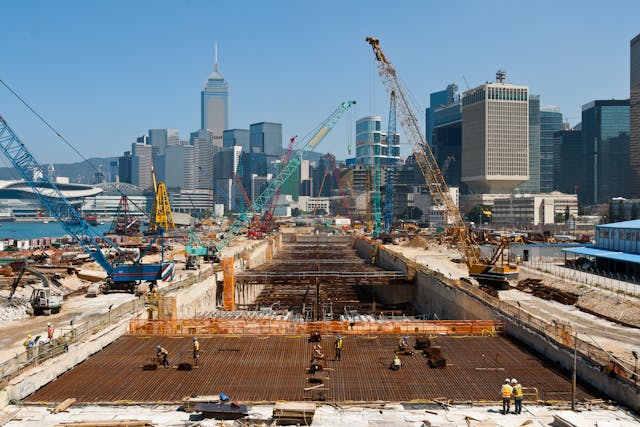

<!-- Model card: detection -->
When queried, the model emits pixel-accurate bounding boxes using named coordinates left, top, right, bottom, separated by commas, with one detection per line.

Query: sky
left=0, top=0, right=638, bottom=165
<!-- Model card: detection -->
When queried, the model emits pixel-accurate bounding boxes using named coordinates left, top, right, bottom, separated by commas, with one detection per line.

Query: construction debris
left=515, top=278, right=579, bottom=305
left=195, top=402, right=248, bottom=420
left=182, top=395, right=221, bottom=413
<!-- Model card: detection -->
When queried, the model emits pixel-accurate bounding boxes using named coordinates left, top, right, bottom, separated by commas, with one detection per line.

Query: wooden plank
left=50, top=398, right=76, bottom=414
left=56, top=421, right=153, bottom=427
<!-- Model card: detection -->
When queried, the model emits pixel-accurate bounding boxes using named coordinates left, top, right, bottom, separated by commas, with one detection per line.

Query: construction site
left=0, top=38, right=639, bottom=427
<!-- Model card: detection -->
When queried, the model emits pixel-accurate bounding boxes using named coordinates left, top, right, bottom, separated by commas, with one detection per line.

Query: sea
left=0, top=221, right=112, bottom=240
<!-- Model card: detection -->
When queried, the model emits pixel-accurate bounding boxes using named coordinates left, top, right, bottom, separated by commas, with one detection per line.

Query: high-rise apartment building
left=539, top=107, right=563, bottom=192
left=201, top=54, right=229, bottom=148
left=131, top=141, right=152, bottom=189
left=581, top=99, right=630, bottom=205
left=223, top=129, right=250, bottom=151
left=516, top=95, right=540, bottom=194
left=461, top=72, right=529, bottom=193
left=630, top=33, right=640, bottom=197
left=250, top=122, right=282, bottom=161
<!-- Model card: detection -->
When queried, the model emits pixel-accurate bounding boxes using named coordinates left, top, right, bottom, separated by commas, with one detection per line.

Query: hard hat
left=403, top=336, right=408, bottom=340
left=337, top=335, right=342, bottom=339
left=28, top=334, right=32, bottom=338
left=193, top=337, right=197, bottom=341
left=156, top=345, right=161, bottom=349
left=47, top=322, right=50, bottom=326
left=505, top=378, right=510, bottom=383
left=511, top=378, right=517, bottom=384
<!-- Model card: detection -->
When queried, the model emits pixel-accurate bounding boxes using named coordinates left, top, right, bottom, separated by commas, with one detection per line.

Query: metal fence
left=526, top=258, right=640, bottom=298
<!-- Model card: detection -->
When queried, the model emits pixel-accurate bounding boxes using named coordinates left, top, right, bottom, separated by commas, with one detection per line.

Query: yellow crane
left=147, top=164, right=176, bottom=233
left=366, top=37, right=518, bottom=285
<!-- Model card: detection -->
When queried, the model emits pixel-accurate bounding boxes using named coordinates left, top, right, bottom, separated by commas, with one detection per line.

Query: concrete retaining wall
left=353, top=237, right=640, bottom=412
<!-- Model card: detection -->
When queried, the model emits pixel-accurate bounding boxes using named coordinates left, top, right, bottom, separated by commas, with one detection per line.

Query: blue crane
left=214, top=101, right=356, bottom=254
left=0, top=115, right=173, bottom=293
left=383, top=91, right=397, bottom=233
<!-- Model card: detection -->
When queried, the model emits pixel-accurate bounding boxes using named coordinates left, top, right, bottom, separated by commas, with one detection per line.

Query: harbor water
left=0, top=221, right=111, bottom=240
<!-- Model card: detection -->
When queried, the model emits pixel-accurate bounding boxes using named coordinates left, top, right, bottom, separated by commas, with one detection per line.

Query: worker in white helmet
left=511, top=378, right=523, bottom=414
left=192, top=337, right=200, bottom=366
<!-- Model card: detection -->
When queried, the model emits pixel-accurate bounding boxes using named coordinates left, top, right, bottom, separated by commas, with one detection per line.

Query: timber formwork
left=236, top=239, right=412, bottom=318
left=25, top=334, right=597, bottom=403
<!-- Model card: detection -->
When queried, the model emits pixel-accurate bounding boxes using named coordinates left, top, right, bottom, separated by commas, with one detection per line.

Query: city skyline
left=0, top=1, right=638, bottom=164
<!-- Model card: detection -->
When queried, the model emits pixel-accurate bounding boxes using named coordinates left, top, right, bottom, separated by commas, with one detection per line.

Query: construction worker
left=334, top=335, right=343, bottom=361
left=156, top=345, right=169, bottom=367
left=47, top=322, right=54, bottom=343
left=501, top=378, right=513, bottom=415
left=23, top=334, right=34, bottom=359
left=391, top=354, right=402, bottom=370
left=192, top=337, right=200, bottom=366
left=398, top=336, right=409, bottom=351
left=511, top=378, right=523, bottom=414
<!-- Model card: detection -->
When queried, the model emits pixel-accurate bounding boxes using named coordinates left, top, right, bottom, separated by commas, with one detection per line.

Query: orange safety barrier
left=128, top=318, right=504, bottom=337
left=222, top=257, right=235, bottom=311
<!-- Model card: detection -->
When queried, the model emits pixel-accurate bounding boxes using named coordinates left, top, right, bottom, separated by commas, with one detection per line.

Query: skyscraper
left=555, top=128, right=583, bottom=195
left=148, top=129, right=179, bottom=182
left=223, top=129, right=250, bottom=151
left=630, top=33, right=640, bottom=197
left=516, top=95, right=540, bottom=193
left=581, top=99, right=630, bottom=205
left=201, top=49, right=229, bottom=148
left=131, top=141, right=152, bottom=189
left=461, top=72, right=529, bottom=193
left=355, top=116, right=382, bottom=167
left=250, top=122, right=282, bottom=161
left=432, top=94, right=462, bottom=187
left=539, top=107, right=563, bottom=193
left=190, top=129, right=215, bottom=190
left=426, top=84, right=457, bottom=145
left=118, top=151, right=132, bottom=184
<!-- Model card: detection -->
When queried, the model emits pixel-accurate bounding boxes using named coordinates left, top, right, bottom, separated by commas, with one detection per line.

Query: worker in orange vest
left=501, top=378, right=513, bottom=414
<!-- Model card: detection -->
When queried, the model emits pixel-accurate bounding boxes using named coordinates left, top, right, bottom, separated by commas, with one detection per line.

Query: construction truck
left=366, top=38, right=518, bottom=287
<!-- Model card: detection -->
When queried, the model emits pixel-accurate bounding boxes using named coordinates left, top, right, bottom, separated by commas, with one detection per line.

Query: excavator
left=366, top=37, right=518, bottom=287
left=8, top=260, right=62, bottom=315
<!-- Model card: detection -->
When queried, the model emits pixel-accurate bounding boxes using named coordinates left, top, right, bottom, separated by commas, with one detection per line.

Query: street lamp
left=108, top=304, right=113, bottom=324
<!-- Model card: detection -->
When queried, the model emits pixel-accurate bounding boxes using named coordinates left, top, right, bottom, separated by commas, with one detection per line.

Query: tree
left=291, top=208, right=301, bottom=217
left=466, top=204, right=491, bottom=224
left=554, top=213, right=565, bottom=224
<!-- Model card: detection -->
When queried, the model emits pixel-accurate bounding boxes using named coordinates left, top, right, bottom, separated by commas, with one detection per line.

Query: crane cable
left=0, top=78, right=150, bottom=219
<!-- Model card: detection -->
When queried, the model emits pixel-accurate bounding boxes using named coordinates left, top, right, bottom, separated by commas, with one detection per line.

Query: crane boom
left=383, top=91, right=397, bottom=232
left=215, top=101, right=355, bottom=253
left=366, top=37, right=518, bottom=283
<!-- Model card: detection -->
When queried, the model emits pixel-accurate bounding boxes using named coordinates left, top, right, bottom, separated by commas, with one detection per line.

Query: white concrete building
left=492, top=191, right=578, bottom=226
left=461, top=71, right=529, bottom=193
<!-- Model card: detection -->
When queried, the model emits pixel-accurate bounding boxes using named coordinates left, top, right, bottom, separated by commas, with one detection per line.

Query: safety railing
left=0, top=298, right=144, bottom=385
left=127, top=318, right=503, bottom=337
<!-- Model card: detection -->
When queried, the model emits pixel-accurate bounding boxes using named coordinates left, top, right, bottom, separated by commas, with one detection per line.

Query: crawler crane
left=0, top=116, right=174, bottom=294
left=366, top=38, right=518, bottom=285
